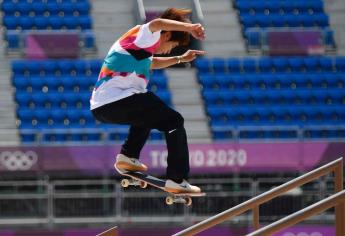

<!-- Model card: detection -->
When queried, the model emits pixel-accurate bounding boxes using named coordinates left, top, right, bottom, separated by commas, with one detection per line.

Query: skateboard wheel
left=185, top=197, right=192, bottom=206
left=165, top=196, right=174, bottom=205
left=140, top=181, right=147, bottom=188
left=121, top=179, right=130, bottom=188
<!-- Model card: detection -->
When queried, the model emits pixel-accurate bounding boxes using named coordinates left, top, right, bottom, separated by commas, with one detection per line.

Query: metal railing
left=173, top=157, right=344, bottom=236
left=0, top=175, right=340, bottom=227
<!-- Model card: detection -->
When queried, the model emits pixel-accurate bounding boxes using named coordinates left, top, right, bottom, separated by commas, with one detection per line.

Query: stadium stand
left=195, top=56, right=345, bottom=140
left=234, top=0, right=336, bottom=52
left=1, top=0, right=95, bottom=52
left=12, top=60, right=171, bottom=143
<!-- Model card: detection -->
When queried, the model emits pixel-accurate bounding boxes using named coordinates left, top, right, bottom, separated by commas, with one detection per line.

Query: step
left=188, top=137, right=212, bottom=143
left=92, top=0, right=134, bottom=13
left=200, top=0, right=232, bottom=12
left=143, top=0, right=192, bottom=9
left=203, top=43, right=246, bottom=56
left=93, top=14, right=134, bottom=27
left=205, top=28, right=243, bottom=41
left=203, top=13, right=239, bottom=26
left=175, top=105, right=207, bottom=121
left=172, top=91, right=202, bottom=105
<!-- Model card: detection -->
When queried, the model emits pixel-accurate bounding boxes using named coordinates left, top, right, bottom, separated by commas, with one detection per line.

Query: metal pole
left=334, top=158, right=344, bottom=236
left=253, top=206, right=260, bottom=230
left=247, top=190, right=345, bottom=236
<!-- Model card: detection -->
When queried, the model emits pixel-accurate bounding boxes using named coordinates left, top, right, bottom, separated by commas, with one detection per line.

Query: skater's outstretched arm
left=149, top=19, right=206, bottom=40
left=150, top=50, right=205, bottom=69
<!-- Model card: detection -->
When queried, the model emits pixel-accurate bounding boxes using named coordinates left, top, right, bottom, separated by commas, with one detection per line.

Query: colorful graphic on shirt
left=90, top=23, right=161, bottom=110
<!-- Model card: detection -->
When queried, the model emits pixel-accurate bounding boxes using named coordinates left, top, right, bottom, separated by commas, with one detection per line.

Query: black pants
left=92, top=92, right=190, bottom=180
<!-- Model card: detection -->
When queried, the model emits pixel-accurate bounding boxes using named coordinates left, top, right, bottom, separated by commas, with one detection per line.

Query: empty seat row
left=1, top=2, right=90, bottom=16
left=3, top=15, right=92, bottom=30
left=15, top=91, right=172, bottom=109
left=16, top=92, right=90, bottom=109
left=207, top=105, right=345, bottom=126
left=212, top=128, right=345, bottom=140
left=203, top=89, right=345, bottom=106
left=195, top=57, right=345, bottom=73
left=244, top=29, right=335, bottom=48
left=240, top=13, right=329, bottom=28
left=20, top=129, right=163, bottom=143
left=13, top=76, right=168, bottom=93
left=199, top=73, right=345, bottom=90
left=12, top=59, right=102, bottom=76
left=2, top=0, right=89, bottom=3
left=236, top=0, right=324, bottom=14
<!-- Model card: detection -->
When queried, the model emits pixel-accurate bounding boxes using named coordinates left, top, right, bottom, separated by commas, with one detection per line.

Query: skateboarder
left=91, top=8, right=205, bottom=193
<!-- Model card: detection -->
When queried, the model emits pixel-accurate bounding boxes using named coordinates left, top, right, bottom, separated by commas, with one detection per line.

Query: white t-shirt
left=90, top=23, right=161, bottom=110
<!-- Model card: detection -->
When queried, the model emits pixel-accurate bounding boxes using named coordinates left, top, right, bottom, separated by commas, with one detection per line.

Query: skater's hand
left=189, top=23, right=206, bottom=40
left=181, top=50, right=206, bottom=63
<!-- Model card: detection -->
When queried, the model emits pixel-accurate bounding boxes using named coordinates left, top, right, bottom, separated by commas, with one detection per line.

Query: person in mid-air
left=91, top=8, right=205, bottom=193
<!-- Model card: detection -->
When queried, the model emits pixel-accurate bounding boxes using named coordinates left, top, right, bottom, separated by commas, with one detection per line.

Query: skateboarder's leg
left=121, top=125, right=150, bottom=159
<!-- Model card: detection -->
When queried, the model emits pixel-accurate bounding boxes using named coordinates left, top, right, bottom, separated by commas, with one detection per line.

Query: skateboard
left=117, top=169, right=205, bottom=206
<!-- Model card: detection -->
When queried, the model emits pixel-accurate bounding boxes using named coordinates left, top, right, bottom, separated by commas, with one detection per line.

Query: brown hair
left=159, top=8, right=191, bottom=46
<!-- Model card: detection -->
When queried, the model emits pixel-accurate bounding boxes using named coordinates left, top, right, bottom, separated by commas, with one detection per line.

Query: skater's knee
left=172, top=111, right=184, bottom=127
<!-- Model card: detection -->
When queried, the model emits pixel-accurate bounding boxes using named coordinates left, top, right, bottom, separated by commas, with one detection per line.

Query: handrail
left=247, top=190, right=345, bottom=236
left=173, top=157, right=344, bottom=236
left=96, top=226, right=118, bottom=236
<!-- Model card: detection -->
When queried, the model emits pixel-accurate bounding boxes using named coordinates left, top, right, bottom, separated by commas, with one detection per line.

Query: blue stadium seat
left=265, top=1, right=280, bottom=14
left=3, top=16, right=18, bottom=30
left=284, top=14, right=300, bottom=27
left=227, top=58, right=241, bottom=73
left=18, top=2, right=32, bottom=15
left=49, top=16, right=63, bottom=29
left=6, top=32, right=20, bottom=48
left=236, top=1, right=250, bottom=14
left=63, top=16, right=78, bottom=29
left=194, top=58, right=210, bottom=73
left=60, top=3, right=75, bottom=16
left=319, top=57, right=334, bottom=71
left=46, top=3, right=60, bottom=16
left=299, top=14, right=314, bottom=27
left=89, top=59, right=102, bottom=74
left=16, top=93, right=31, bottom=107
left=32, top=3, right=47, bottom=15
left=242, top=58, right=257, bottom=72
left=272, top=58, right=288, bottom=72
left=82, top=30, right=95, bottom=48
left=34, top=16, right=49, bottom=29
left=79, top=15, right=92, bottom=29
left=258, top=58, right=272, bottom=72
left=76, top=2, right=90, bottom=15
left=211, top=58, right=226, bottom=72
left=1, top=2, right=16, bottom=15
left=245, top=30, right=261, bottom=48
left=32, top=93, right=48, bottom=108
left=335, top=57, right=345, bottom=72
left=303, top=57, right=319, bottom=72
left=288, top=57, right=304, bottom=72
left=271, top=14, right=285, bottom=27
left=256, top=14, right=270, bottom=28
left=314, top=13, right=329, bottom=27
left=241, top=15, right=255, bottom=28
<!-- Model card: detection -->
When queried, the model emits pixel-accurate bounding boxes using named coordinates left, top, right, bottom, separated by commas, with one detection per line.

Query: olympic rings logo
left=0, top=151, right=38, bottom=171
left=283, top=232, right=323, bottom=236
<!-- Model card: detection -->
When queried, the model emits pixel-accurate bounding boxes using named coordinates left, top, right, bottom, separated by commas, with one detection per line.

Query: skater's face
left=156, top=32, right=179, bottom=55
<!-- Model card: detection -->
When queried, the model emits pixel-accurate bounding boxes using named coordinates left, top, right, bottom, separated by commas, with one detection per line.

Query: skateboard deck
left=117, top=169, right=205, bottom=206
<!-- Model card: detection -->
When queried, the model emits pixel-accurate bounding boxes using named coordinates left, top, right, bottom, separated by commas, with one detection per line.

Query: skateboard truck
left=121, top=178, right=148, bottom=189
left=166, top=195, right=192, bottom=206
